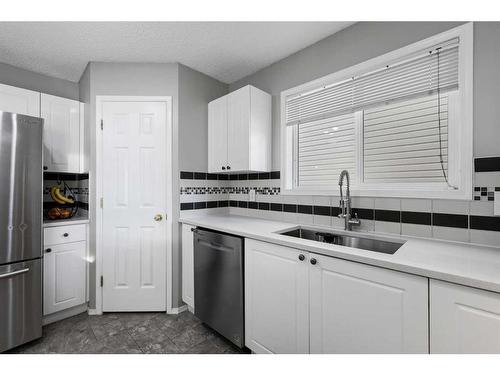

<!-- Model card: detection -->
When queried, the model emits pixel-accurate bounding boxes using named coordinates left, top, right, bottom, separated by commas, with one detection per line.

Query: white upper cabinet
left=0, top=83, right=40, bottom=117
left=430, top=279, right=500, bottom=353
left=208, top=85, right=271, bottom=173
left=41, top=93, right=84, bottom=173
left=309, top=254, right=428, bottom=354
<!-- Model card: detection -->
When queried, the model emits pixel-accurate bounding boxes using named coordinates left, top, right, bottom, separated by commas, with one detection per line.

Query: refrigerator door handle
left=0, top=268, right=29, bottom=279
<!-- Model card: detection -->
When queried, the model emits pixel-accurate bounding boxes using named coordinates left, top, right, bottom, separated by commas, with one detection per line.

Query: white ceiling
left=0, top=22, right=354, bottom=84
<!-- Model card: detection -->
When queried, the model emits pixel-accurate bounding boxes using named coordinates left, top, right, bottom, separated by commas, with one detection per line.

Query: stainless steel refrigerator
left=0, top=111, right=43, bottom=353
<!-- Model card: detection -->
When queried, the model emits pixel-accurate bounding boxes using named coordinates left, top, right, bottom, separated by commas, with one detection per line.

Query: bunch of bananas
left=50, top=186, right=75, bottom=205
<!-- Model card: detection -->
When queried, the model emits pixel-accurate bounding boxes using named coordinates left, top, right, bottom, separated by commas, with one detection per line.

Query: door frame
left=94, top=96, right=174, bottom=314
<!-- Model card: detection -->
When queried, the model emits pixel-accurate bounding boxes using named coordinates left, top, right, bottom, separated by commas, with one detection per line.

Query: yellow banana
left=53, top=187, right=75, bottom=205
left=50, top=186, right=66, bottom=204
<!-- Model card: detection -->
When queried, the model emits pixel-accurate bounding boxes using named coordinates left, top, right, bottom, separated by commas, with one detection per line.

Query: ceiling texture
left=0, top=22, right=354, bottom=84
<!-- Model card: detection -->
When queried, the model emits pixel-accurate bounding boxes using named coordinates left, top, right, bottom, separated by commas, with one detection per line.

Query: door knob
left=154, top=214, right=163, bottom=222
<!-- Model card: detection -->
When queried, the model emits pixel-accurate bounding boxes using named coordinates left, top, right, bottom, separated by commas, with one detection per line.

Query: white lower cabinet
left=245, top=239, right=309, bottom=354
left=181, top=224, right=195, bottom=310
left=43, top=240, right=86, bottom=315
left=309, top=254, right=428, bottom=353
left=245, top=239, right=429, bottom=354
left=430, top=279, right=500, bottom=353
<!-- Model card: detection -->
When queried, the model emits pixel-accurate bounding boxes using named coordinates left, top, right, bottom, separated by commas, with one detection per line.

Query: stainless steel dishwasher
left=193, top=227, right=244, bottom=348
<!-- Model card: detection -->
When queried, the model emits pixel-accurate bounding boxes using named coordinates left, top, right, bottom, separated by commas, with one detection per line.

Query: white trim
left=168, top=304, right=188, bottom=315
left=281, top=23, right=473, bottom=200
left=95, top=96, right=173, bottom=315
left=87, top=308, right=101, bottom=316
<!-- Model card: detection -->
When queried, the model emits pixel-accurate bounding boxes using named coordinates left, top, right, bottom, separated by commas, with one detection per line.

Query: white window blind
left=285, top=38, right=459, bottom=126
left=296, top=113, right=357, bottom=187
left=363, top=94, right=449, bottom=183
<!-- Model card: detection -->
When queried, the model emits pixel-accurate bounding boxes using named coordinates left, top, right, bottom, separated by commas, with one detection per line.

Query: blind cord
left=435, top=47, right=458, bottom=190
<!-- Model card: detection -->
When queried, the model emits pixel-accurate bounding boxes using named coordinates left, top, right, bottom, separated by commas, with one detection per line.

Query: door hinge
left=100, top=119, right=103, bottom=130
left=100, top=276, right=103, bottom=287
left=100, top=197, right=103, bottom=208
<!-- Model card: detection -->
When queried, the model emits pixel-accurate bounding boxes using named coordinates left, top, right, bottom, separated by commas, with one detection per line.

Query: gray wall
left=0, top=61, right=79, bottom=100
left=178, top=64, right=228, bottom=171
left=229, top=21, right=500, bottom=169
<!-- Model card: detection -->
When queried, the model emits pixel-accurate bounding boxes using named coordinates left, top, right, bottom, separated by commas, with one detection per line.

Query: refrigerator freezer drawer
left=0, top=258, right=42, bottom=352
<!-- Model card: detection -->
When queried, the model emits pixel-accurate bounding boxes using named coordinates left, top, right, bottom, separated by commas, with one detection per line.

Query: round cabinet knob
left=45, top=248, right=52, bottom=253
left=298, top=254, right=305, bottom=261
left=63, top=233, right=69, bottom=237
left=310, top=258, right=317, bottom=265
left=43, top=166, right=48, bottom=171
left=226, top=166, right=231, bottom=170
left=222, top=166, right=226, bottom=170
left=154, top=214, right=163, bottom=222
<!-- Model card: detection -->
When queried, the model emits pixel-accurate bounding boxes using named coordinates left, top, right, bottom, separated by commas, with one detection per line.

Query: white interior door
left=102, top=101, right=167, bottom=311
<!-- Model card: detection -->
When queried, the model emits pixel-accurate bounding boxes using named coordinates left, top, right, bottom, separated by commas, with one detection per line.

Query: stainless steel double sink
left=279, top=227, right=404, bottom=255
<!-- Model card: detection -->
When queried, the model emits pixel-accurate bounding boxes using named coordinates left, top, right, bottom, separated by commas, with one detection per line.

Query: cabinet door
left=181, top=224, right=195, bottom=310
left=430, top=279, right=500, bottom=353
left=208, top=95, right=227, bottom=173
left=245, top=239, right=309, bottom=354
left=309, top=254, right=428, bottom=353
left=0, top=83, right=40, bottom=117
left=227, top=86, right=250, bottom=172
left=43, top=241, right=86, bottom=315
left=41, top=93, right=81, bottom=173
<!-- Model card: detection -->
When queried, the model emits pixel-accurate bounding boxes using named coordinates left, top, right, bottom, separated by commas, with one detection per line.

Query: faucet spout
left=337, top=170, right=360, bottom=231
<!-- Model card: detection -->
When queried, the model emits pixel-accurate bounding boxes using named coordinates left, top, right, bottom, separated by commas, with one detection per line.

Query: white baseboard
left=167, top=304, right=188, bottom=314
left=43, top=303, right=88, bottom=325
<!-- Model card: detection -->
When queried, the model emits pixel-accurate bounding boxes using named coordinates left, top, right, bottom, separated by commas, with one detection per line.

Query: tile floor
left=6, top=311, right=247, bottom=354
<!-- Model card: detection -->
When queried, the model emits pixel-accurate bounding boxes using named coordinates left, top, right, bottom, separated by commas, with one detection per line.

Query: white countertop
left=43, top=214, right=89, bottom=228
left=179, top=212, right=500, bottom=293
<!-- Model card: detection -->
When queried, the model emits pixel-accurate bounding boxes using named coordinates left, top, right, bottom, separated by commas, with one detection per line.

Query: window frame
left=280, top=23, right=473, bottom=200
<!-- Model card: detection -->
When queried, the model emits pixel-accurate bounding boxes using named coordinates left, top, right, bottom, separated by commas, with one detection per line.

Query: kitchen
left=1, top=4, right=500, bottom=372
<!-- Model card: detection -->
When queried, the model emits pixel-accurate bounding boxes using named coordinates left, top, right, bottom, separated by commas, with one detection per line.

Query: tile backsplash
left=179, top=157, right=500, bottom=248
left=43, top=172, right=89, bottom=215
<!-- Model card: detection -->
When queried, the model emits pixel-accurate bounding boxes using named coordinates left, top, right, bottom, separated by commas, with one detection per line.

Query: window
left=281, top=23, right=473, bottom=199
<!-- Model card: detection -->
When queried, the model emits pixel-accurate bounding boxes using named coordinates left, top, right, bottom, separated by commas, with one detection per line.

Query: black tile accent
left=248, top=173, right=259, bottom=180
left=313, top=205, right=330, bottom=216
left=238, top=201, right=248, bottom=208
left=218, top=200, right=229, bottom=207
left=229, top=200, right=238, bottom=207
left=238, top=174, right=248, bottom=180
left=474, top=187, right=481, bottom=192
left=474, top=196, right=481, bottom=201
left=496, top=187, right=500, bottom=191
left=206, top=201, right=218, bottom=208
left=77, top=201, right=89, bottom=210
left=298, top=205, right=313, bottom=214
left=258, top=172, right=271, bottom=180
left=481, top=191, right=487, bottom=196
left=401, top=211, right=431, bottom=225
left=481, top=187, right=487, bottom=192
left=194, top=172, right=206, bottom=180
left=229, top=174, right=238, bottom=180
left=270, top=171, right=280, bottom=179
left=432, top=213, right=468, bottom=229
left=351, top=207, right=374, bottom=220
left=331, top=206, right=340, bottom=217
left=180, top=202, right=194, bottom=210
left=270, top=203, right=283, bottom=212
left=374, top=209, right=400, bottom=223
left=218, top=174, right=229, bottom=180
left=258, top=202, right=270, bottom=210
left=248, top=201, right=258, bottom=209
left=488, top=191, right=494, bottom=196
left=470, top=215, right=500, bottom=232
left=207, top=173, right=218, bottom=180
left=194, top=201, right=207, bottom=209
left=488, top=197, right=495, bottom=201
left=44, top=172, right=89, bottom=181
left=180, top=171, right=193, bottom=180
left=283, top=204, right=297, bottom=213
left=474, top=157, right=500, bottom=172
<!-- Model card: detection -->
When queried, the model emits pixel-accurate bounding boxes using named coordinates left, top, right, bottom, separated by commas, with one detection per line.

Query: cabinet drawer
left=44, top=224, right=86, bottom=246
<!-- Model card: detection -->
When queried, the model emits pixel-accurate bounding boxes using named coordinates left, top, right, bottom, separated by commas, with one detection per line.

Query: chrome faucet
left=338, top=170, right=360, bottom=231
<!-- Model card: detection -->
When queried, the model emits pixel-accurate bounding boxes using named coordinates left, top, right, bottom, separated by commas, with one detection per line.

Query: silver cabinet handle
left=0, top=268, right=29, bottom=279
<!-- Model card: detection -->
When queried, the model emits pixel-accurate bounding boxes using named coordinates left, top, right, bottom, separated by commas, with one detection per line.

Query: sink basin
left=279, top=227, right=404, bottom=255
